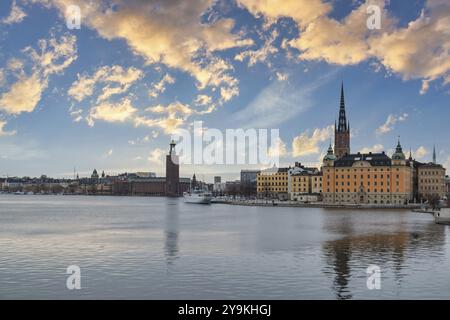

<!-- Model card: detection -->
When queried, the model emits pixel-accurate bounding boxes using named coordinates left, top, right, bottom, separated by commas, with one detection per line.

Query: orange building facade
left=322, top=141, right=414, bottom=205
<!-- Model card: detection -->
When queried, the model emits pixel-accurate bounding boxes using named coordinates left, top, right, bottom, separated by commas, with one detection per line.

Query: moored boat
left=183, top=188, right=212, bottom=204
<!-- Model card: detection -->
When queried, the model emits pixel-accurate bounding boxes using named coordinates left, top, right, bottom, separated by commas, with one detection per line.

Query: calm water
left=0, top=194, right=449, bottom=299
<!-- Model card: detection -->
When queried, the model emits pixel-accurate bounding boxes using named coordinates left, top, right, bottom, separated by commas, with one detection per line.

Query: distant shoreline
left=0, top=192, right=428, bottom=210
left=215, top=200, right=423, bottom=210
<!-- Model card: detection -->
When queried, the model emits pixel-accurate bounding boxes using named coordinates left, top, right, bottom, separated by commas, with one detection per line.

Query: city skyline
left=1, top=0, right=449, bottom=182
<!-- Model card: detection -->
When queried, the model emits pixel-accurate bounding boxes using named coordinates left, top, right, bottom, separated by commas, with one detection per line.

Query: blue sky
left=0, top=0, right=449, bottom=182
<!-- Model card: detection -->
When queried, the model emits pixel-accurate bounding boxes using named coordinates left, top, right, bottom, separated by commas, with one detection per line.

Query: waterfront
left=0, top=195, right=450, bottom=299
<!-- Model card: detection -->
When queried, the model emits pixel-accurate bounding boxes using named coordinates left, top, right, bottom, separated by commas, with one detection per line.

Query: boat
left=183, top=188, right=212, bottom=204
left=434, top=208, right=450, bottom=225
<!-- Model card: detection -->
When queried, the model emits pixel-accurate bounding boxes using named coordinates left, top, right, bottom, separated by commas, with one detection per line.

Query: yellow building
left=287, top=164, right=321, bottom=201
left=257, top=167, right=289, bottom=199
left=322, top=141, right=414, bottom=205
left=257, top=163, right=321, bottom=201
left=311, top=174, right=323, bottom=194
left=418, top=163, right=446, bottom=201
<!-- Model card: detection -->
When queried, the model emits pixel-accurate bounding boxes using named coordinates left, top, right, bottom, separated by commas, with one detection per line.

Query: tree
left=426, top=193, right=441, bottom=209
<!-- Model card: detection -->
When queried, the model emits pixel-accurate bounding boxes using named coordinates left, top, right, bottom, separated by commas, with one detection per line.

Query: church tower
left=334, top=82, right=350, bottom=158
left=165, top=140, right=180, bottom=197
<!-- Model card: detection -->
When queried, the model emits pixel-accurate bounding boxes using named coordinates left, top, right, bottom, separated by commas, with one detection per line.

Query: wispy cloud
left=1, top=0, right=27, bottom=25
left=233, top=71, right=337, bottom=128
left=376, top=113, right=408, bottom=136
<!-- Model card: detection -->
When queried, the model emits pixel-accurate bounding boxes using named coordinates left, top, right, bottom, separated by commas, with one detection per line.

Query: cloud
left=88, top=98, right=137, bottom=125
left=444, top=155, right=450, bottom=171
left=194, top=94, right=213, bottom=106
left=220, top=86, right=239, bottom=102
left=234, top=70, right=336, bottom=128
left=133, top=101, right=196, bottom=133
left=0, top=69, right=5, bottom=86
left=0, top=73, right=45, bottom=114
left=376, top=113, right=408, bottom=135
left=359, top=144, right=384, bottom=153
left=420, top=79, right=432, bottom=95
left=292, top=125, right=334, bottom=157
left=134, top=115, right=185, bottom=134
left=0, top=120, right=17, bottom=136
left=148, top=74, right=175, bottom=98
left=0, top=33, right=77, bottom=115
left=148, top=148, right=165, bottom=165
left=239, top=0, right=450, bottom=92
left=275, top=72, right=289, bottom=81
left=413, top=146, right=429, bottom=159
left=268, top=137, right=287, bottom=158
left=24, top=33, right=77, bottom=77
left=46, top=0, right=251, bottom=96
left=1, top=0, right=27, bottom=25
left=234, top=29, right=279, bottom=67
left=146, top=101, right=194, bottom=117
left=369, top=0, right=450, bottom=87
left=68, top=65, right=143, bottom=102
left=237, top=0, right=331, bottom=27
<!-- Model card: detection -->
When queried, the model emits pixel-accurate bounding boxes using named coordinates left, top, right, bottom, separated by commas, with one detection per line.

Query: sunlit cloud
left=359, top=144, right=384, bottom=154
left=0, top=33, right=77, bottom=115
left=148, top=74, right=175, bottom=98
left=0, top=120, right=17, bottom=136
left=376, top=113, right=408, bottom=135
left=1, top=0, right=27, bottom=25
left=292, top=125, right=334, bottom=157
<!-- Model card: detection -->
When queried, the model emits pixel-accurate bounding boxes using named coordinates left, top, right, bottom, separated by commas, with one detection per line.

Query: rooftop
left=334, top=152, right=392, bottom=167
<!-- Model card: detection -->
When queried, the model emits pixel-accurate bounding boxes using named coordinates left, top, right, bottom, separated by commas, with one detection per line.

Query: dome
left=323, top=144, right=337, bottom=161
left=392, top=139, right=405, bottom=160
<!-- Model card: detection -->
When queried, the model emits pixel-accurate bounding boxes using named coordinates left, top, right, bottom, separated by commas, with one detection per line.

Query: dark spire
left=433, top=145, right=436, bottom=164
left=337, top=82, right=347, bottom=133
left=192, top=173, right=197, bottom=188
left=396, top=136, right=402, bottom=152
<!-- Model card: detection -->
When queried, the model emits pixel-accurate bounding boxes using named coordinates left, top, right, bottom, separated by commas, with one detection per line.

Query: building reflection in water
left=164, top=198, right=180, bottom=268
left=321, top=211, right=446, bottom=300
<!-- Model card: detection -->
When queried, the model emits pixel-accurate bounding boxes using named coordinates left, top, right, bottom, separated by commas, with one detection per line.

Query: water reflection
left=321, top=210, right=447, bottom=299
left=322, top=214, right=354, bottom=299
left=164, top=199, right=180, bottom=267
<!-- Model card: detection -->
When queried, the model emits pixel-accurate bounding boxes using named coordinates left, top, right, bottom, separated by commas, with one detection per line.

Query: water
left=0, top=194, right=449, bottom=299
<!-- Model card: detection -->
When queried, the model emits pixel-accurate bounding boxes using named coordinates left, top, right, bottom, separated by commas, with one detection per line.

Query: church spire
left=433, top=145, right=436, bottom=164
left=334, top=82, right=350, bottom=158
left=337, top=81, right=347, bottom=133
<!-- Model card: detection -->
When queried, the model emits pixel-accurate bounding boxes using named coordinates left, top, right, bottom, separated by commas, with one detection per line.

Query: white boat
left=183, top=188, right=212, bottom=204
left=434, top=208, right=450, bottom=225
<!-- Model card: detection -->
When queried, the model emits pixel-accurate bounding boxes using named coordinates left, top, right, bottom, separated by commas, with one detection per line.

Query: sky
left=0, top=0, right=449, bottom=182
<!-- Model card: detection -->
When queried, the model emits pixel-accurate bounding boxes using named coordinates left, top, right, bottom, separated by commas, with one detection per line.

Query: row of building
left=257, top=84, right=448, bottom=205
left=1, top=141, right=192, bottom=196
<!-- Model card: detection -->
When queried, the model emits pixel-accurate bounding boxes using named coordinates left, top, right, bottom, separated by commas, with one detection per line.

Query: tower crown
left=392, top=138, right=406, bottom=160
left=169, top=140, right=176, bottom=155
